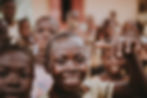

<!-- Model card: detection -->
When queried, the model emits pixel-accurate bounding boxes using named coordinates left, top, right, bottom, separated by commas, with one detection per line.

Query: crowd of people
left=0, top=0, right=147, bottom=98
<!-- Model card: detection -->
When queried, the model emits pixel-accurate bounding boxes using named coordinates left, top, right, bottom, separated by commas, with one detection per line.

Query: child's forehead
left=0, top=51, right=32, bottom=68
left=50, top=36, right=87, bottom=56
left=52, top=36, right=85, bottom=49
left=0, top=51, right=31, bottom=62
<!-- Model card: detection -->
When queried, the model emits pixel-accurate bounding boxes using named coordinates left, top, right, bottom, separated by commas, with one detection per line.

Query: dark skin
left=0, top=50, right=34, bottom=98
left=19, top=20, right=31, bottom=40
left=47, top=36, right=147, bottom=98
left=35, top=18, right=56, bottom=64
left=47, top=37, right=88, bottom=98
left=36, top=19, right=55, bottom=45
left=112, top=37, right=147, bottom=98
left=1, top=1, right=16, bottom=25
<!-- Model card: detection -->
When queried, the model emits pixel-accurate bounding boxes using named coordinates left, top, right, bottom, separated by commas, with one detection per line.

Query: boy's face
left=0, top=51, right=33, bottom=98
left=2, top=1, right=16, bottom=22
left=49, top=37, right=88, bottom=92
left=103, top=49, right=126, bottom=75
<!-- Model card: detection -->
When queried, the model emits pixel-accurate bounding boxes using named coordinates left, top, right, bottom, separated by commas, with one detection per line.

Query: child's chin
left=63, top=85, right=81, bottom=92
left=64, top=78, right=81, bottom=86
left=63, top=81, right=81, bottom=91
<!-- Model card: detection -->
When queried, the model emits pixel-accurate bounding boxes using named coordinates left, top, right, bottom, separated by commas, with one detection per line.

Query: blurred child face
left=2, top=1, right=16, bottom=22
left=36, top=20, right=55, bottom=49
left=36, top=20, right=53, bottom=41
left=0, top=51, right=33, bottom=98
left=20, top=21, right=31, bottom=38
left=103, top=49, right=126, bottom=75
left=49, top=37, right=88, bottom=92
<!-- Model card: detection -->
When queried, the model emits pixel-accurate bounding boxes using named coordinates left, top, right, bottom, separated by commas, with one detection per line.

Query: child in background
left=1, top=0, right=20, bottom=44
left=100, top=46, right=128, bottom=83
left=31, top=16, right=58, bottom=98
left=139, top=43, right=147, bottom=74
left=18, top=18, right=33, bottom=48
left=34, top=16, right=58, bottom=64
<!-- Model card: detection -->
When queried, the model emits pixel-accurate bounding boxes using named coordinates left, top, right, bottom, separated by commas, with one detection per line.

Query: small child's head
left=102, top=47, right=126, bottom=76
left=19, top=18, right=31, bottom=38
left=122, top=21, right=138, bottom=36
left=36, top=16, right=57, bottom=40
left=46, top=33, right=88, bottom=92
left=110, top=11, right=117, bottom=19
left=0, top=45, right=34, bottom=98
left=35, top=16, right=58, bottom=49
left=1, top=0, right=16, bottom=23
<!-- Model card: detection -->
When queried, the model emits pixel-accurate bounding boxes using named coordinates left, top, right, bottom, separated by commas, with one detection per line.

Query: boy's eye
left=56, top=58, right=67, bottom=65
left=0, top=70, right=8, bottom=78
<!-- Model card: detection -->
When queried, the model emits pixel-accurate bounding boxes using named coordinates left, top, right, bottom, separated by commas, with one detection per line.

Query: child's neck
left=50, top=85, right=82, bottom=98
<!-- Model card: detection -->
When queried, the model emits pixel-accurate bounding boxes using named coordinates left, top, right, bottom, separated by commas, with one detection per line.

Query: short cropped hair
left=0, top=44, right=34, bottom=62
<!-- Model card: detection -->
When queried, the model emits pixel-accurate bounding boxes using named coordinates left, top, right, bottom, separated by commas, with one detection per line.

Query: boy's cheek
left=52, top=65, right=65, bottom=75
left=21, top=80, right=33, bottom=90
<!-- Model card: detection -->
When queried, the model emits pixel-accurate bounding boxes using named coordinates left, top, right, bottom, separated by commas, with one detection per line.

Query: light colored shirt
left=42, top=77, right=114, bottom=98
left=31, top=64, right=53, bottom=98
left=8, top=22, right=20, bottom=44
left=83, top=77, right=114, bottom=98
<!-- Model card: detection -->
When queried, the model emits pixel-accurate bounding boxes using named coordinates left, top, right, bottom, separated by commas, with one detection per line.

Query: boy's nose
left=65, top=60, right=79, bottom=71
left=66, top=60, right=75, bottom=68
left=6, top=74, right=20, bottom=88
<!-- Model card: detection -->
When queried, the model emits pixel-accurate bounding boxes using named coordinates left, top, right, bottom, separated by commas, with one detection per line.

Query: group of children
left=0, top=0, right=147, bottom=98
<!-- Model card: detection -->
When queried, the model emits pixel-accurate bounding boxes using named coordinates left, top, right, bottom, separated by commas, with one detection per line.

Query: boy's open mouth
left=63, top=72, right=82, bottom=86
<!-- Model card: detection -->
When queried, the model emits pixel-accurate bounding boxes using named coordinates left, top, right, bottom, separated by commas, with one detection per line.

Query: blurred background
left=0, top=0, right=147, bottom=98
left=1, top=0, right=147, bottom=34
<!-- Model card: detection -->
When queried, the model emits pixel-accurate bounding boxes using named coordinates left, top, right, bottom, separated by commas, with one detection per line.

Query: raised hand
left=112, top=36, right=147, bottom=98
